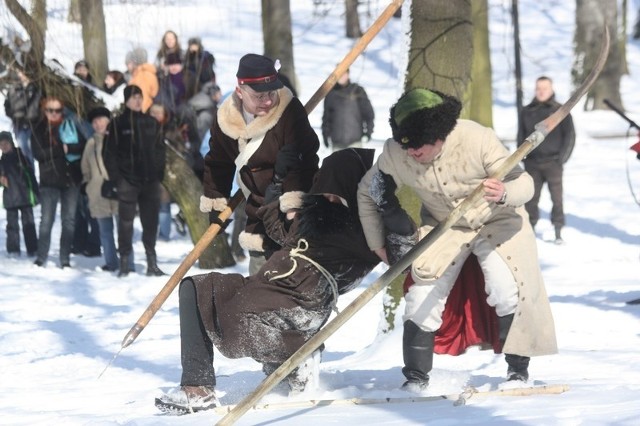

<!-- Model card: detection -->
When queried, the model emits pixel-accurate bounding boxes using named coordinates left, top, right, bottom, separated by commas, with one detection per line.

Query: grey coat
left=357, top=120, right=557, bottom=357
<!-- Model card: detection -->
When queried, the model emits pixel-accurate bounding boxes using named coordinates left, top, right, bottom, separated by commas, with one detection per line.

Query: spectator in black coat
left=517, top=76, right=575, bottom=243
left=104, top=85, right=167, bottom=277
left=0, top=131, right=39, bottom=257
left=321, top=68, right=374, bottom=151
left=31, top=97, right=85, bottom=268
left=184, top=37, right=216, bottom=93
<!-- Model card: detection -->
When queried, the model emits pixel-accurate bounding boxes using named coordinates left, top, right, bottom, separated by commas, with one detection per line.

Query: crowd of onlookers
left=0, top=30, right=228, bottom=275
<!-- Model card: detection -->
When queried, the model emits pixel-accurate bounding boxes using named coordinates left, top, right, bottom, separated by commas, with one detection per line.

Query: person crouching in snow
left=156, top=148, right=381, bottom=414
left=357, top=88, right=558, bottom=392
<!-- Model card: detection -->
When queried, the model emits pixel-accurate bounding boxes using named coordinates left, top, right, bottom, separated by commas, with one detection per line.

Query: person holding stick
left=199, top=53, right=320, bottom=274
left=156, top=148, right=381, bottom=414
left=357, top=88, right=557, bottom=392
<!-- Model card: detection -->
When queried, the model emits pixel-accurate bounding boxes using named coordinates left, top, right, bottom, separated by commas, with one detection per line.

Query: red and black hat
left=236, top=53, right=283, bottom=93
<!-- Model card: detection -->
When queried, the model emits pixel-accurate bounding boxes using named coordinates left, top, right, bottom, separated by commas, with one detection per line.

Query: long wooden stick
left=216, top=24, right=609, bottom=426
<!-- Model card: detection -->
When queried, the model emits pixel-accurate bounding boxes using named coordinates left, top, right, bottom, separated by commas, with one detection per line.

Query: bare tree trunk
left=262, top=0, right=297, bottom=93
left=573, top=0, right=622, bottom=110
left=162, top=146, right=235, bottom=269
left=68, top=0, right=80, bottom=23
left=345, top=0, right=363, bottom=38
left=405, top=0, right=473, bottom=100
left=382, top=0, right=473, bottom=332
left=31, top=0, right=47, bottom=34
left=469, top=0, right=493, bottom=127
left=79, top=0, right=109, bottom=83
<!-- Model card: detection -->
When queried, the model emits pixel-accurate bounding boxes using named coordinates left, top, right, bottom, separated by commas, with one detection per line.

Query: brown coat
left=357, top=120, right=557, bottom=357
left=200, top=87, right=319, bottom=252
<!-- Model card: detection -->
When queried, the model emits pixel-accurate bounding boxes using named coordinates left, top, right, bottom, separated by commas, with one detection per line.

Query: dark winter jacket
left=192, top=148, right=380, bottom=364
left=104, top=108, right=165, bottom=186
left=0, top=146, right=39, bottom=209
left=322, top=82, right=375, bottom=147
left=31, top=117, right=84, bottom=189
left=4, top=81, right=41, bottom=130
left=517, top=95, right=575, bottom=163
left=184, top=47, right=216, bottom=91
left=200, top=88, right=320, bottom=253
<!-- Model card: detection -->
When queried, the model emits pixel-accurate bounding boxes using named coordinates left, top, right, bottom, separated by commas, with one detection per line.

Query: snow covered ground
left=1, top=0, right=639, bottom=424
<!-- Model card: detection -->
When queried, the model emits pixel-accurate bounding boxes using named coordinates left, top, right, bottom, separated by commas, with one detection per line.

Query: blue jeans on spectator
left=97, top=216, right=133, bottom=271
left=36, top=185, right=80, bottom=266
left=158, top=201, right=171, bottom=241
left=15, top=127, right=34, bottom=169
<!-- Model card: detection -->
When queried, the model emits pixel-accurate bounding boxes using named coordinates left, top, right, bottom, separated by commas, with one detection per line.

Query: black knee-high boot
left=498, top=313, right=530, bottom=381
left=401, top=320, right=435, bottom=390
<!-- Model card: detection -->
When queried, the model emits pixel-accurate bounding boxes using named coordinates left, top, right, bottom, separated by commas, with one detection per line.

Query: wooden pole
left=215, top=25, right=609, bottom=426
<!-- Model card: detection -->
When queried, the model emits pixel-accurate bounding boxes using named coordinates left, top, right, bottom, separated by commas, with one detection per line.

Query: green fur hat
left=389, top=88, right=462, bottom=149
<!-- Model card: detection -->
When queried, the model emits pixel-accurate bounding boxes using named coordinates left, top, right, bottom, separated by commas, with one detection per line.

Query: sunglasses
left=45, top=108, right=63, bottom=114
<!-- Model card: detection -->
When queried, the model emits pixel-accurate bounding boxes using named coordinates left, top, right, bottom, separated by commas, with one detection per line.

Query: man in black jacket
left=517, top=76, right=575, bottom=243
left=104, top=85, right=166, bottom=277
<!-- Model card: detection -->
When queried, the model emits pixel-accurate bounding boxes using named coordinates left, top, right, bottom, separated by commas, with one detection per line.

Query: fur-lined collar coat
left=200, top=87, right=319, bottom=253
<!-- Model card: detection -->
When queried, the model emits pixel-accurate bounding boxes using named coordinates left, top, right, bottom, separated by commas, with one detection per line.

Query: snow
left=1, top=0, right=640, bottom=425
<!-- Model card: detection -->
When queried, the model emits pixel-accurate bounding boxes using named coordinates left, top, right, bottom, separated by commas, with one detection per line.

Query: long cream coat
left=357, top=119, right=557, bottom=357
left=81, top=133, right=118, bottom=219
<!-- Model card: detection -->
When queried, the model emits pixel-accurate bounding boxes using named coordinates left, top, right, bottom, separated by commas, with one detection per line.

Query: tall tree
left=68, top=0, right=80, bottom=23
left=79, top=0, right=108, bottom=84
left=345, top=0, right=363, bottom=38
left=31, top=0, right=47, bottom=34
left=573, top=0, right=623, bottom=110
left=262, top=0, right=297, bottom=92
left=381, top=0, right=474, bottom=332
left=469, top=0, right=493, bottom=127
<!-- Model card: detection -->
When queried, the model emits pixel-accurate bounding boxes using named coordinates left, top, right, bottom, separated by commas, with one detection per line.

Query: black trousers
left=117, top=180, right=160, bottom=257
left=523, top=159, right=565, bottom=229
left=5, top=206, right=38, bottom=254
left=179, top=278, right=216, bottom=387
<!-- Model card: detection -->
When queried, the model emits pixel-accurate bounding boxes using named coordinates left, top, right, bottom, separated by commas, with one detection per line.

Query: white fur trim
left=238, top=231, right=265, bottom=252
left=279, top=191, right=305, bottom=213
left=200, top=195, right=228, bottom=213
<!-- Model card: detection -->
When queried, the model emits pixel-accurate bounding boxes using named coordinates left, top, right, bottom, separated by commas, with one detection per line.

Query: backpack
left=58, top=118, right=81, bottom=162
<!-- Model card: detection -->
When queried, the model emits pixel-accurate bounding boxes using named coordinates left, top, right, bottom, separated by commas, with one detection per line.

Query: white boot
left=288, top=348, right=322, bottom=394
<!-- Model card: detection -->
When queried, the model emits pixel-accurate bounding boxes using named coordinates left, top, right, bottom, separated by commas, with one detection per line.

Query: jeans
left=15, top=127, right=34, bottom=170
left=5, top=206, right=38, bottom=254
left=158, top=201, right=171, bottom=241
left=36, top=185, right=80, bottom=266
left=97, top=216, right=133, bottom=270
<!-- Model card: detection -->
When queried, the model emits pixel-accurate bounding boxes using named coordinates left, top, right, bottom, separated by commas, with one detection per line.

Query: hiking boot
left=155, top=385, right=219, bottom=415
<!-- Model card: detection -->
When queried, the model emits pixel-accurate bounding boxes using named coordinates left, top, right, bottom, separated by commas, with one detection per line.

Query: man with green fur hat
left=357, top=88, right=557, bottom=391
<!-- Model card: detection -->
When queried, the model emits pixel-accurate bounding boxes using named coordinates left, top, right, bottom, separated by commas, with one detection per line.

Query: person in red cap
left=200, top=53, right=320, bottom=274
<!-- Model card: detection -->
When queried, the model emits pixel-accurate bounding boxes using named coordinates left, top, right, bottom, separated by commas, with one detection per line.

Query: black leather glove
left=274, top=144, right=302, bottom=180
left=263, top=180, right=283, bottom=204
left=209, top=211, right=231, bottom=229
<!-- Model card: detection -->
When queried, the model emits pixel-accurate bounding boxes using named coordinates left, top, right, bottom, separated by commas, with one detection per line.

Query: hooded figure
left=156, top=148, right=381, bottom=414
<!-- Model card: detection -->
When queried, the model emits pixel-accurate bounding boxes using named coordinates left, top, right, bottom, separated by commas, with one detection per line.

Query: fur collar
left=217, top=87, right=294, bottom=152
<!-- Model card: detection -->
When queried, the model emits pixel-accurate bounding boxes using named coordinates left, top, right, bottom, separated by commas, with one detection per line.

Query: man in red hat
left=200, top=53, right=320, bottom=274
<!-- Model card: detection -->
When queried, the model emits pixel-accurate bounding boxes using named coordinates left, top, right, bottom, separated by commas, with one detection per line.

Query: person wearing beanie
left=357, top=88, right=557, bottom=391
left=103, top=85, right=166, bottom=277
left=0, top=130, right=39, bottom=257
left=200, top=53, right=320, bottom=275
left=184, top=36, right=216, bottom=91
left=125, top=47, right=158, bottom=113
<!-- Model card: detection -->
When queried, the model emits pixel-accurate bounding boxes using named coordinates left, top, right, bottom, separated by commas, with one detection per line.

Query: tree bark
left=262, top=0, right=297, bottom=92
left=573, top=0, right=622, bottom=110
left=31, top=0, right=47, bottom=34
left=68, top=0, right=80, bottom=23
left=79, top=0, right=109, bottom=84
left=469, top=0, right=493, bottom=127
left=162, top=143, right=235, bottom=270
left=345, top=0, right=363, bottom=38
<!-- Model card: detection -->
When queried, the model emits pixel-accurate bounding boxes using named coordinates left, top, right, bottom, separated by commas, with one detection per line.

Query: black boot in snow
left=401, top=320, right=435, bottom=392
left=146, top=252, right=166, bottom=276
left=118, top=256, right=130, bottom=278
left=498, top=313, right=530, bottom=382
